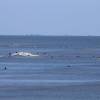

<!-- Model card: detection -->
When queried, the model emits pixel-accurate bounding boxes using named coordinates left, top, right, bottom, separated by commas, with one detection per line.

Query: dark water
left=0, top=36, right=100, bottom=100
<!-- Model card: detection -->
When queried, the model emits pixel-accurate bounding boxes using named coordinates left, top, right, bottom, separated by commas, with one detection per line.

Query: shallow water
left=0, top=36, right=100, bottom=100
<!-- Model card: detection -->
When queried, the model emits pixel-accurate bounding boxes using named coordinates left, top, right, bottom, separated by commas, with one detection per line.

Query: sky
left=0, top=0, right=98, bottom=36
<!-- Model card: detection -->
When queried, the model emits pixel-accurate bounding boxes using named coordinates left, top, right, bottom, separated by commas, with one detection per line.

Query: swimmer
left=4, top=67, right=7, bottom=70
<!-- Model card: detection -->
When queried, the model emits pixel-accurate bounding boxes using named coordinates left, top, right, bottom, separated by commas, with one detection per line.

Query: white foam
left=11, top=52, right=39, bottom=57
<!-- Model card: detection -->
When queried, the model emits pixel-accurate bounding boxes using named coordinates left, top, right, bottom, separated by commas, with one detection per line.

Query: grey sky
left=0, top=0, right=98, bottom=35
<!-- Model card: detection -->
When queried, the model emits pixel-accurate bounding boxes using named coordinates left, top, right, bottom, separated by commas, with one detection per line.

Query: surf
left=10, top=52, right=39, bottom=57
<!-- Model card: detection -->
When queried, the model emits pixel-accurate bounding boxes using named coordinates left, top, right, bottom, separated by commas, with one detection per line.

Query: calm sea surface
left=0, top=36, right=100, bottom=100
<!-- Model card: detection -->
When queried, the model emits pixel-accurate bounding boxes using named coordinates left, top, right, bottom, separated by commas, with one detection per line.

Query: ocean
left=0, top=36, right=100, bottom=100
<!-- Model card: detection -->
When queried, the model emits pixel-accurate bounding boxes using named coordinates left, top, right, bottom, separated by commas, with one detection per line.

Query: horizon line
left=0, top=34, right=99, bottom=37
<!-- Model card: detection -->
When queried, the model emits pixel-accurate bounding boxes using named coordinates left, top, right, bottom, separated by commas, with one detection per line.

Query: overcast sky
left=0, top=0, right=98, bottom=36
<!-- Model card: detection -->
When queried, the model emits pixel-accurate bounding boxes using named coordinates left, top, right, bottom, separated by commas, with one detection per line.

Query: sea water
left=0, top=36, right=100, bottom=100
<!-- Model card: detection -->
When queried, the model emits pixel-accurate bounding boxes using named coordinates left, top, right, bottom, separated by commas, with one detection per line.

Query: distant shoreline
left=0, top=35, right=100, bottom=37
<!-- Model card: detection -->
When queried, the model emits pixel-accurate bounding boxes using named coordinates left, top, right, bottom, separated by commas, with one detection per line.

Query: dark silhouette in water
left=92, top=56, right=95, bottom=58
left=8, top=52, right=11, bottom=57
left=50, top=56, right=54, bottom=59
left=1, top=66, right=7, bottom=71
left=4, top=67, right=7, bottom=70
left=66, top=65, right=71, bottom=67
left=76, top=55, right=80, bottom=58
left=43, top=52, right=47, bottom=55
